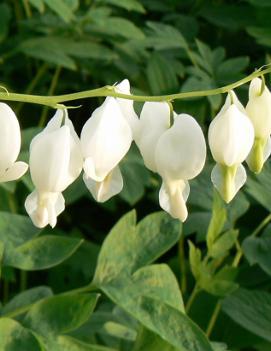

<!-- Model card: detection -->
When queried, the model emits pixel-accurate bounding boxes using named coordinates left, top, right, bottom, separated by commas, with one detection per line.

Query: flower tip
left=116, top=79, right=130, bottom=93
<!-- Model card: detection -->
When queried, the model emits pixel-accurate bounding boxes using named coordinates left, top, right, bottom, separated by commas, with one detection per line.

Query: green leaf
left=97, top=0, right=145, bottom=13
left=120, top=156, right=150, bottom=205
left=211, top=342, right=230, bottom=351
left=0, top=212, right=39, bottom=248
left=28, top=0, right=44, bottom=12
left=188, top=241, right=202, bottom=281
left=245, top=161, right=271, bottom=211
left=207, top=191, right=227, bottom=252
left=4, top=235, right=83, bottom=270
left=104, top=284, right=213, bottom=351
left=216, top=57, right=249, bottom=83
left=248, top=0, right=271, bottom=7
left=0, top=317, right=42, bottom=350
left=1, top=286, right=53, bottom=316
left=43, top=0, right=74, bottom=22
left=209, top=230, right=238, bottom=259
left=19, top=37, right=77, bottom=70
left=24, top=293, right=99, bottom=336
left=242, top=234, right=271, bottom=276
left=87, top=17, right=145, bottom=40
left=133, top=327, right=179, bottom=351
left=94, top=211, right=181, bottom=283
left=222, top=288, right=271, bottom=342
left=189, top=242, right=238, bottom=296
left=0, top=4, right=11, bottom=43
left=146, top=53, right=179, bottom=94
left=131, top=264, right=184, bottom=312
left=51, top=335, right=118, bottom=351
left=145, top=22, right=188, bottom=50
left=102, top=321, right=136, bottom=341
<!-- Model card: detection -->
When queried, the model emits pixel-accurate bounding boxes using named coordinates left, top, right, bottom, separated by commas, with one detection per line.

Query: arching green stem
left=0, top=67, right=270, bottom=108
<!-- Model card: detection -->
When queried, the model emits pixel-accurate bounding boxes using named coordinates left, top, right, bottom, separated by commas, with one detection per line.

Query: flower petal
left=63, top=113, right=83, bottom=187
left=30, top=126, right=71, bottom=192
left=211, top=163, right=246, bottom=203
left=246, top=77, right=271, bottom=139
left=0, top=161, right=28, bottom=183
left=135, top=102, right=170, bottom=172
left=208, top=104, right=254, bottom=166
left=159, top=179, right=190, bottom=222
left=0, top=103, right=22, bottom=172
left=25, top=191, right=65, bottom=228
left=83, top=166, right=123, bottom=203
left=155, top=114, right=206, bottom=181
left=116, top=79, right=139, bottom=138
left=81, top=97, right=132, bottom=181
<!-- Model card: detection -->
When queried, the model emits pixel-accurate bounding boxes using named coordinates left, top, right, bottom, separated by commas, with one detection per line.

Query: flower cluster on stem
left=0, top=77, right=270, bottom=227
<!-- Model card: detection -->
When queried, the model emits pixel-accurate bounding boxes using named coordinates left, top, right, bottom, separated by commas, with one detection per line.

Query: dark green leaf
left=94, top=211, right=181, bottom=283
left=1, top=286, right=53, bottom=316
left=146, top=53, right=179, bottom=94
left=223, top=288, right=271, bottom=342
left=0, top=318, right=42, bottom=350
left=242, top=234, right=271, bottom=276
left=43, top=0, right=74, bottom=22
left=0, top=4, right=11, bottom=43
left=97, top=0, right=145, bottom=13
left=24, top=293, right=99, bottom=335
left=4, top=235, right=83, bottom=270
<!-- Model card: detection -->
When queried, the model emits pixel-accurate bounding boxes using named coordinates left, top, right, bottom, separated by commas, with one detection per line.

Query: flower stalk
left=0, top=67, right=270, bottom=108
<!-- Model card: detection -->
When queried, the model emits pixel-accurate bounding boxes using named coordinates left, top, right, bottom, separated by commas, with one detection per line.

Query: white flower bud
left=25, top=110, right=83, bottom=228
left=135, top=102, right=170, bottom=172
left=81, top=86, right=133, bottom=202
left=208, top=91, right=254, bottom=202
left=246, top=78, right=271, bottom=173
left=155, top=114, right=206, bottom=221
left=0, top=103, right=28, bottom=182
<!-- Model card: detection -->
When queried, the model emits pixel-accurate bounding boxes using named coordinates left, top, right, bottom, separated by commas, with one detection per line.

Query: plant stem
left=22, top=0, right=32, bottom=18
left=251, top=212, right=271, bottom=237
left=0, top=67, right=270, bottom=108
left=178, top=235, right=187, bottom=294
left=206, top=301, right=221, bottom=337
left=232, top=212, right=271, bottom=267
left=185, top=284, right=200, bottom=313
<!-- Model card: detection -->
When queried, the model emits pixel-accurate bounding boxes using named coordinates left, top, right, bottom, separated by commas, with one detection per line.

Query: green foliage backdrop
left=0, top=1, right=271, bottom=350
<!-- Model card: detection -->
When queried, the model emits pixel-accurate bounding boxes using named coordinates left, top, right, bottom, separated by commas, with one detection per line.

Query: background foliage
left=0, top=0, right=271, bottom=350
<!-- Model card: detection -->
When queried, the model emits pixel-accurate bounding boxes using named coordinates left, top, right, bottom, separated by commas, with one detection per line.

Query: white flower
left=115, top=79, right=139, bottom=138
left=208, top=91, right=254, bottom=203
left=135, top=101, right=170, bottom=172
left=25, top=110, right=83, bottom=228
left=0, top=103, right=28, bottom=182
left=246, top=78, right=271, bottom=173
left=81, top=86, right=133, bottom=202
left=135, top=102, right=206, bottom=222
left=155, top=114, right=206, bottom=222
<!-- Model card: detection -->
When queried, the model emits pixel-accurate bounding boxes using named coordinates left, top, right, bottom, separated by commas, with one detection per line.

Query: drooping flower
left=246, top=77, right=271, bottom=173
left=135, top=102, right=206, bottom=221
left=155, top=114, right=206, bottom=221
left=0, top=103, right=28, bottom=182
left=115, top=79, right=139, bottom=138
left=208, top=91, right=254, bottom=203
left=135, top=101, right=170, bottom=172
left=25, top=109, right=83, bottom=228
left=81, top=83, right=133, bottom=202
